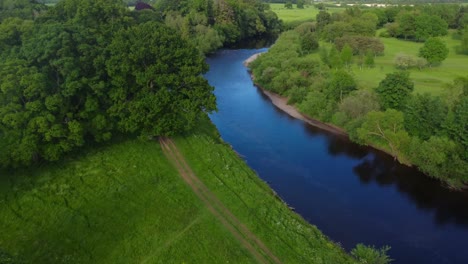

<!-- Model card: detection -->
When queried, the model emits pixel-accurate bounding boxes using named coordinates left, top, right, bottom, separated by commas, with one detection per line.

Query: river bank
left=245, top=54, right=348, bottom=138
left=244, top=53, right=460, bottom=188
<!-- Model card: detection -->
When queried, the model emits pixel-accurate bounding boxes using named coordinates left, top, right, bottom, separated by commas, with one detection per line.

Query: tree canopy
left=419, top=37, right=449, bottom=66
left=0, top=0, right=216, bottom=167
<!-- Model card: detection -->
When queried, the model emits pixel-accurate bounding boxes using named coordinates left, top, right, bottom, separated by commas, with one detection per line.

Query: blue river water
left=205, top=49, right=468, bottom=264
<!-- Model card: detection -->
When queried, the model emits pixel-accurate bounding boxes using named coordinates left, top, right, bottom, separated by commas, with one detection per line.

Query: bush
left=351, top=244, right=393, bottom=264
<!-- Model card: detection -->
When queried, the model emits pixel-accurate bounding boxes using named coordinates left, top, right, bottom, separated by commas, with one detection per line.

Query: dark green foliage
left=155, top=0, right=281, bottom=53
left=300, top=32, right=319, bottom=55
left=351, top=244, right=392, bottom=264
left=415, top=14, right=448, bottom=41
left=316, top=10, right=331, bottom=31
left=106, top=22, right=216, bottom=136
left=404, top=94, right=448, bottom=140
left=327, top=70, right=356, bottom=102
left=376, top=71, right=414, bottom=110
left=0, top=0, right=216, bottom=167
left=296, top=0, right=305, bottom=9
left=285, top=1, right=292, bottom=9
left=419, top=37, right=449, bottom=66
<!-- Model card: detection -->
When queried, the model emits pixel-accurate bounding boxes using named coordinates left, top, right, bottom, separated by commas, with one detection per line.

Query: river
left=205, top=49, right=468, bottom=264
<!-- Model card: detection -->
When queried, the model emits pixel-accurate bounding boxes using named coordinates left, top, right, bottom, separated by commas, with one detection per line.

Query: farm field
left=270, top=3, right=344, bottom=22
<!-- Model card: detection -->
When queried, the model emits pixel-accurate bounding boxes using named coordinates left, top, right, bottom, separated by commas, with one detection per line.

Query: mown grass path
left=159, top=137, right=282, bottom=264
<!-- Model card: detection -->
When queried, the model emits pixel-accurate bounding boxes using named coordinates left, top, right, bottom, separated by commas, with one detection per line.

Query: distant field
left=352, top=32, right=468, bottom=95
left=269, top=3, right=345, bottom=22
left=304, top=31, right=467, bottom=95
left=0, top=120, right=353, bottom=263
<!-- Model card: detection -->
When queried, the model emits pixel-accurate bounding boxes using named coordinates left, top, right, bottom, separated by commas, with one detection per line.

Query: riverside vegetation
left=250, top=3, right=468, bottom=187
left=0, top=0, right=391, bottom=263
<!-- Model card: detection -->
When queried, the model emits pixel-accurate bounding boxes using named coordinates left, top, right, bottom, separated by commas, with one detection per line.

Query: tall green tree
left=340, top=44, right=353, bottom=67
left=376, top=71, right=414, bottom=110
left=326, top=70, right=357, bottom=102
left=404, top=94, right=448, bottom=140
left=106, top=21, right=216, bottom=136
left=419, top=37, right=449, bottom=66
left=415, top=14, right=448, bottom=41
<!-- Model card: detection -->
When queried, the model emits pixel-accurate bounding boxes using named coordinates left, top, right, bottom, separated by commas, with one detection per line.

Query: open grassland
left=0, top=119, right=354, bottom=263
left=305, top=31, right=467, bottom=95
left=270, top=3, right=344, bottom=22
left=352, top=32, right=468, bottom=95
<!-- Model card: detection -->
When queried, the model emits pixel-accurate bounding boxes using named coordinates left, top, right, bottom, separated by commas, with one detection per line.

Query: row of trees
left=0, top=0, right=217, bottom=167
left=249, top=24, right=467, bottom=186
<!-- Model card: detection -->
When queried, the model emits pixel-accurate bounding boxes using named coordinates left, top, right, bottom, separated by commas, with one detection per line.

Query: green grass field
left=303, top=31, right=467, bottom=95
left=351, top=32, right=468, bottom=95
left=0, top=118, right=354, bottom=263
left=270, top=3, right=344, bottom=22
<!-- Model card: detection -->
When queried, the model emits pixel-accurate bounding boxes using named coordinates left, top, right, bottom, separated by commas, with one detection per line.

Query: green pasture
left=0, top=119, right=354, bottom=263
left=352, top=32, right=468, bottom=95
left=269, top=3, right=344, bottom=22
left=306, top=31, right=467, bottom=95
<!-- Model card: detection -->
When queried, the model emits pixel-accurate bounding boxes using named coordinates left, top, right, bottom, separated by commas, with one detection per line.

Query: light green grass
left=270, top=3, right=344, bottom=22
left=352, top=32, right=468, bottom=95
left=0, top=119, right=355, bottom=263
left=307, top=31, right=468, bottom=95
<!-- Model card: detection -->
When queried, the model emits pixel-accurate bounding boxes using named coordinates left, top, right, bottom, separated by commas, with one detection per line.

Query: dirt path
left=159, top=137, right=282, bottom=264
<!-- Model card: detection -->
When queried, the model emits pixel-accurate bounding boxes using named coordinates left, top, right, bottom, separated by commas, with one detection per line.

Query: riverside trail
left=159, top=137, right=282, bottom=264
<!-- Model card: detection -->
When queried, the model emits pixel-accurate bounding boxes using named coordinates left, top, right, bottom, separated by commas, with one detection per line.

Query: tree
left=419, top=37, right=449, bottom=66
left=316, top=10, right=331, bottom=31
left=328, top=45, right=342, bottom=69
left=376, top=71, right=414, bottom=110
left=326, top=70, right=357, bottom=102
left=396, top=12, right=416, bottom=39
left=404, top=94, right=448, bottom=140
left=296, top=0, right=305, bottom=9
left=340, top=44, right=353, bottom=67
left=357, top=109, right=411, bottom=161
left=300, top=32, right=319, bottom=55
left=284, top=1, right=292, bottom=9
left=415, top=14, right=448, bottom=42
left=106, top=21, right=216, bottom=136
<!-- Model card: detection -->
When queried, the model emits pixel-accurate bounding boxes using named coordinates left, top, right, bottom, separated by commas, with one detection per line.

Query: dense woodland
left=250, top=4, right=468, bottom=186
left=0, top=0, right=281, bottom=168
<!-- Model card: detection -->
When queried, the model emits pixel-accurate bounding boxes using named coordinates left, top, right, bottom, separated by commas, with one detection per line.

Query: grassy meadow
left=0, top=119, right=354, bottom=263
left=351, top=32, right=468, bottom=95
left=270, top=3, right=344, bottom=22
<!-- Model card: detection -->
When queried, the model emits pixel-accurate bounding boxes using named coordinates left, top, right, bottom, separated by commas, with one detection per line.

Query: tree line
left=0, top=0, right=218, bottom=168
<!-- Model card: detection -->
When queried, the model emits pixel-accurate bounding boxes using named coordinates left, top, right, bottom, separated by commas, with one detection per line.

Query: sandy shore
left=243, top=52, right=265, bottom=67
left=244, top=53, right=348, bottom=137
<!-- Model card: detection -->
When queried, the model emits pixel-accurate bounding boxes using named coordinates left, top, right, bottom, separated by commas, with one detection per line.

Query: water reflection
left=354, top=154, right=468, bottom=227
